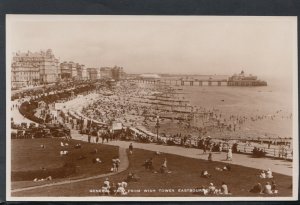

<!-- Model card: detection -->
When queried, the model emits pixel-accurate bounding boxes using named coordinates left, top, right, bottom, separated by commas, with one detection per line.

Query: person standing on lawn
left=115, top=157, right=121, bottom=172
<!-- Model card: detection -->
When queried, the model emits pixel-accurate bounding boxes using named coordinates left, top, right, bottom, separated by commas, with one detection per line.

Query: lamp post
left=155, top=115, right=160, bottom=142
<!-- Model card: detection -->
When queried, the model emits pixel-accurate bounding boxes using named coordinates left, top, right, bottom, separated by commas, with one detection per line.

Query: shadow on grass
left=12, top=162, right=76, bottom=181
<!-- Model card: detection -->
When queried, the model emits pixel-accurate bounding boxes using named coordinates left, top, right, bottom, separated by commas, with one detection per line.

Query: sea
left=171, top=76, right=294, bottom=138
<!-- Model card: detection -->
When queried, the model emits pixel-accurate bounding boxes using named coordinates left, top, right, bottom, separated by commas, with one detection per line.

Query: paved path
left=113, top=141, right=293, bottom=176
left=11, top=146, right=129, bottom=193
left=71, top=133, right=292, bottom=176
left=10, top=100, right=37, bottom=125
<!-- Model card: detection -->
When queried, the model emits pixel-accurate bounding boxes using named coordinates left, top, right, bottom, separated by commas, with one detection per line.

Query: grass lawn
left=12, top=148, right=292, bottom=197
left=11, top=138, right=118, bottom=189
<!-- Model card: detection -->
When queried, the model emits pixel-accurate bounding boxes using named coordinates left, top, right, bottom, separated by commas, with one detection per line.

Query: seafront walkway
left=10, top=100, right=37, bottom=125
left=72, top=133, right=293, bottom=176
left=11, top=146, right=129, bottom=193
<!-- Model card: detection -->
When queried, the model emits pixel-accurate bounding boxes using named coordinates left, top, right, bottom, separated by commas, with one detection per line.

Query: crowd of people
left=100, top=171, right=141, bottom=196
left=195, top=182, right=230, bottom=196
left=250, top=181, right=278, bottom=194
left=248, top=168, right=280, bottom=195
left=12, top=81, right=97, bottom=101
left=101, top=177, right=128, bottom=196
left=81, top=83, right=170, bottom=126
left=77, top=81, right=292, bottom=150
left=259, top=168, right=274, bottom=179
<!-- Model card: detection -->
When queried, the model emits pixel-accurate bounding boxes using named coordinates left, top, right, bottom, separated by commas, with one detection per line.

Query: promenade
left=10, top=100, right=37, bottom=125
left=72, top=133, right=293, bottom=176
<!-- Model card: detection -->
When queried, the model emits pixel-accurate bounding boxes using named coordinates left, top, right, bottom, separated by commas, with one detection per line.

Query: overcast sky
left=7, top=15, right=297, bottom=79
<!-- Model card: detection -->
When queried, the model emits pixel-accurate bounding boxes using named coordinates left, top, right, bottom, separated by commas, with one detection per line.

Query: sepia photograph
left=6, top=15, right=298, bottom=201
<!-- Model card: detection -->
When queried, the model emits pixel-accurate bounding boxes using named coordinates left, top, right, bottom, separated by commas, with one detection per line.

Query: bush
left=167, top=140, right=176, bottom=146
left=252, top=147, right=266, bottom=158
left=19, top=101, right=44, bottom=124
left=232, top=143, right=238, bottom=153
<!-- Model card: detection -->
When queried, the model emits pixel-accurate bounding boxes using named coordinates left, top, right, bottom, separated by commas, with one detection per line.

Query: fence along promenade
left=127, top=128, right=293, bottom=161
left=236, top=143, right=293, bottom=160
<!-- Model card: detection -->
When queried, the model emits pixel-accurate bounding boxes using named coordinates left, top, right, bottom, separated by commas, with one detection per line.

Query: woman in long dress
left=227, top=147, right=232, bottom=161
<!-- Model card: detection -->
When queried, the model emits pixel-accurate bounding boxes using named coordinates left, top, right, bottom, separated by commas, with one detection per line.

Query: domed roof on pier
left=140, top=73, right=161, bottom=79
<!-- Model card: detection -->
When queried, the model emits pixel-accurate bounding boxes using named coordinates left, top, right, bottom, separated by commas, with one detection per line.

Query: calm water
left=170, top=78, right=294, bottom=137
left=180, top=78, right=293, bottom=114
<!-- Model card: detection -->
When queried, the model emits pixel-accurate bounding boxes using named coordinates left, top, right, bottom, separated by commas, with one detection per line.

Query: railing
left=125, top=128, right=294, bottom=161
left=236, top=144, right=293, bottom=160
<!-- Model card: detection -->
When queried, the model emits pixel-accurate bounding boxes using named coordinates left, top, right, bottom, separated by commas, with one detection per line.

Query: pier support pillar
left=208, top=81, right=212, bottom=86
left=190, top=81, right=193, bottom=86
left=199, top=81, right=202, bottom=86
left=218, top=81, right=221, bottom=86
left=181, top=81, right=184, bottom=86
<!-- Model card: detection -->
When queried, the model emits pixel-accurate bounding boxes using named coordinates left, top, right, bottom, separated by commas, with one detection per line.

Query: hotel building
left=11, top=49, right=59, bottom=88
left=100, top=66, right=125, bottom=80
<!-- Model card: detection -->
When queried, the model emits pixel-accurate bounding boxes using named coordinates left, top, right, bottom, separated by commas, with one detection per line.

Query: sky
left=7, top=15, right=297, bottom=79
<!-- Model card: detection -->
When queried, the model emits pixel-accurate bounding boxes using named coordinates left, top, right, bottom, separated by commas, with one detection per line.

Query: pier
left=132, top=78, right=267, bottom=86
left=132, top=79, right=228, bottom=86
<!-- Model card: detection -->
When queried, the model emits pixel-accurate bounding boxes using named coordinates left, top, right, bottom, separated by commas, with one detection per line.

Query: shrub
left=19, top=101, right=44, bottom=124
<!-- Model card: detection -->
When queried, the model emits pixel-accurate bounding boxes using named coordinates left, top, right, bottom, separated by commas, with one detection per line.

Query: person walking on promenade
left=95, top=133, right=99, bottom=144
left=129, top=143, right=133, bottom=154
left=219, top=142, right=223, bottom=153
left=227, top=147, right=233, bottom=161
left=208, top=152, right=213, bottom=162
left=88, top=133, right=91, bottom=143
left=105, top=129, right=110, bottom=143
left=97, top=129, right=102, bottom=143
left=101, top=132, right=104, bottom=144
